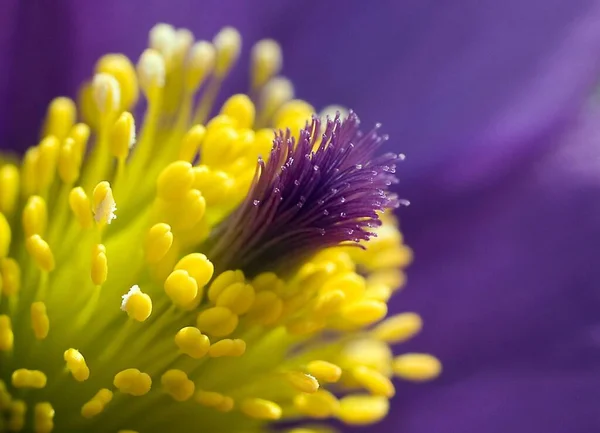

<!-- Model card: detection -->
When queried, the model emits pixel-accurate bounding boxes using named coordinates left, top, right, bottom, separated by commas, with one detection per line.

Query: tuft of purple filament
left=209, top=111, right=402, bottom=275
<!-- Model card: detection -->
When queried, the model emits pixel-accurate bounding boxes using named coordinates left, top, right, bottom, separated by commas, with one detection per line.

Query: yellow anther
left=191, top=166, right=234, bottom=205
left=37, top=135, right=60, bottom=191
left=208, top=338, right=246, bottom=358
left=175, top=327, right=210, bottom=359
left=0, top=164, right=20, bottom=215
left=68, top=187, right=93, bottom=229
left=64, top=348, right=90, bottom=382
left=8, top=400, right=26, bottom=431
left=0, top=315, right=14, bottom=351
left=31, top=302, right=50, bottom=340
left=178, top=125, right=206, bottom=162
left=201, top=125, right=239, bottom=167
left=293, top=389, right=339, bottom=419
left=341, top=300, right=388, bottom=327
left=81, top=389, right=113, bottom=418
left=114, top=368, right=152, bottom=396
left=215, top=282, right=255, bottom=315
left=58, top=138, right=82, bottom=184
left=372, top=312, right=422, bottom=343
left=306, top=360, right=342, bottom=383
left=25, top=235, right=55, bottom=272
left=274, top=99, right=315, bottom=131
left=286, top=371, right=319, bottom=394
left=337, top=395, right=389, bottom=425
left=246, top=290, right=283, bottom=325
left=1, top=258, right=21, bottom=296
left=213, top=27, right=241, bottom=78
left=22, top=146, right=40, bottom=197
left=149, top=23, right=177, bottom=67
left=341, top=339, right=392, bottom=376
left=352, top=366, right=395, bottom=398
left=194, top=390, right=225, bottom=408
left=145, top=223, right=173, bottom=263
left=207, top=269, right=244, bottom=302
left=121, top=285, right=153, bottom=322
left=137, top=48, right=166, bottom=97
left=109, top=111, right=136, bottom=160
left=154, top=188, right=206, bottom=231
left=286, top=318, right=325, bottom=336
left=313, top=289, right=345, bottom=316
left=92, top=73, right=121, bottom=117
left=365, top=282, right=393, bottom=302
left=0, top=212, right=11, bottom=258
left=157, top=161, right=195, bottom=201
left=251, top=39, right=282, bottom=89
left=252, top=128, right=277, bottom=159
left=22, top=195, right=47, bottom=237
left=164, top=269, right=198, bottom=307
left=321, top=272, right=365, bottom=303
left=241, top=398, right=282, bottom=420
left=392, top=353, right=442, bottom=382
left=196, top=306, right=238, bottom=337
left=91, top=243, right=108, bottom=286
left=258, top=77, right=294, bottom=124
left=92, top=181, right=117, bottom=225
left=96, top=53, right=139, bottom=111
left=185, top=40, right=215, bottom=91
left=161, top=369, right=195, bottom=402
left=0, top=380, right=11, bottom=409
left=12, top=369, right=47, bottom=389
left=68, top=123, right=91, bottom=157
left=43, top=97, right=76, bottom=140
left=220, top=94, right=255, bottom=129
left=215, top=396, right=235, bottom=412
left=34, top=402, right=54, bottom=433
left=175, top=253, right=214, bottom=288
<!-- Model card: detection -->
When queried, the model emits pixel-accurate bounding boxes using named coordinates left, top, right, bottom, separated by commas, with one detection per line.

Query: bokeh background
left=1, top=0, right=600, bottom=432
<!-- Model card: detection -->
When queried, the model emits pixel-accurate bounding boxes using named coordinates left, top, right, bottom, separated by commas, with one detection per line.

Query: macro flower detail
left=0, top=23, right=439, bottom=433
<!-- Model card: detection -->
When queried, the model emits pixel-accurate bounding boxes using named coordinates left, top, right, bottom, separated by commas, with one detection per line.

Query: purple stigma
left=209, top=111, right=401, bottom=275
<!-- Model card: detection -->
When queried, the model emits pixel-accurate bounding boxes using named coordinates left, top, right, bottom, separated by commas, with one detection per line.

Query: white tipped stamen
left=149, top=23, right=177, bottom=65
left=137, top=49, right=166, bottom=92
left=92, top=73, right=121, bottom=114
left=121, top=285, right=141, bottom=311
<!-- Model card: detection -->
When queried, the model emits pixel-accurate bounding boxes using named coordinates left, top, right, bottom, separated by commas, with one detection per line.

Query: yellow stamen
left=306, top=360, right=342, bottom=383
left=372, top=312, right=422, bottom=343
left=285, top=371, right=319, bottom=394
left=64, top=348, right=90, bottom=382
left=34, top=402, right=55, bottom=433
left=68, top=187, right=93, bottom=229
left=293, top=389, right=339, bottom=419
left=0, top=315, right=14, bottom=351
left=0, top=164, right=20, bottom=215
left=95, top=54, right=139, bottom=111
left=91, top=244, right=108, bottom=286
left=196, top=306, right=238, bottom=337
left=337, top=395, right=389, bottom=425
left=12, top=369, right=47, bottom=389
left=113, top=368, right=152, bottom=396
left=250, top=39, right=282, bottom=90
left=240, top=398, right=282, bottom=420
left=351, top=365, right=395, bottom=397
left=1, top=258, right=21, bottom=296
left=392, top=353, right=442, bottom=381
left=81, top=389, right=113, bottom=418
left=164, top=269, right=199, bottom=307
left=92, top=181, right=117, bottom=225
left=31, top=302, right=50, bottom=340
left=110, top=111, right=136, bottom=160
left=208, top=338, right=246, bottom=358
left=22, top=195, right=47, bottom=237
left=25, top=234, right=55, bottom=272
left=161, top=369, right=195, bottom=401
left=145, top=223, right=173, bottom=263
left=175, top=327, right=210, bottom=359
left=121, top=285, right=153, bottom=322
left=43, top=97, right=76, bottom=141
left=0, top=212, right=11, bottom=258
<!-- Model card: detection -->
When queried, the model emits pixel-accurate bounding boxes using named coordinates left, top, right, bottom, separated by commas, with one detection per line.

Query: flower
left=0, top=24, right=439, bottom=433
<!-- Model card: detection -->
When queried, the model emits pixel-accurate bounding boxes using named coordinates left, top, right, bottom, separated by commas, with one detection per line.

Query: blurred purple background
left=1, top=0, right=600, bottom=432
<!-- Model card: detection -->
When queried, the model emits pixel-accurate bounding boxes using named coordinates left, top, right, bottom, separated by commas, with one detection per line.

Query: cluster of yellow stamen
left=0, top=23, right=439, bottom=433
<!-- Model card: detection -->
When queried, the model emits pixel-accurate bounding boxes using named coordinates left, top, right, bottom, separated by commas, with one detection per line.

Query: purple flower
left=1, top=1, right=600, bottom=433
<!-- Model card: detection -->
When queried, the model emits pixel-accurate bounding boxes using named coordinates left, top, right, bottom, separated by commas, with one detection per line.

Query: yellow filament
left=31, top=302, right=50, bottom=340
left=64, top=348, right=90, bottom=382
